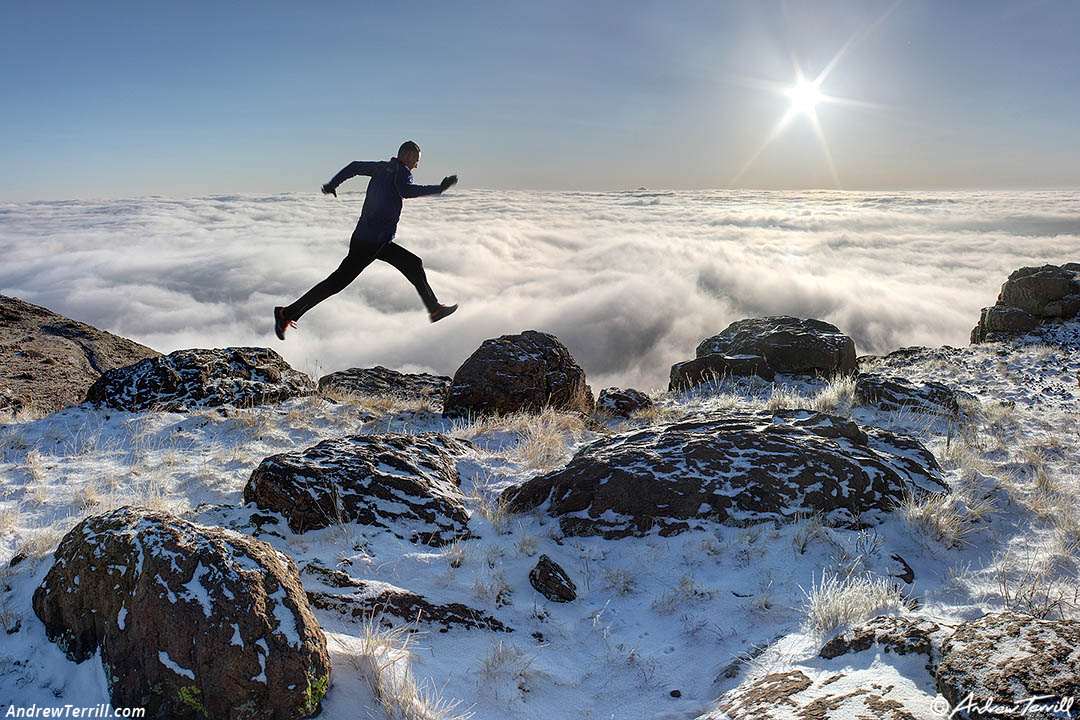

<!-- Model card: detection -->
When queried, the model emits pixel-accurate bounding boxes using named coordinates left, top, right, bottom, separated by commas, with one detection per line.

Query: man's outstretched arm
left=395, top=168, right=456, bottom=199
left=322, top=161, right=380, bottom=196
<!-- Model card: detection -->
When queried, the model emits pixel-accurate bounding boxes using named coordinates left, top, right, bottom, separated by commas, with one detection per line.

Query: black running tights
left=283, top=240, right=439, bottom=321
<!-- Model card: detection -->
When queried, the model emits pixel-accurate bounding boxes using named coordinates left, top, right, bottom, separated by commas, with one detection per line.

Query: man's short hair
left=397, top=140, right=420, bottom=159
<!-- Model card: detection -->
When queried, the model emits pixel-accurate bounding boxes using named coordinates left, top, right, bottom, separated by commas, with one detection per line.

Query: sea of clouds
left=2, top=189, right=1078, bottom=391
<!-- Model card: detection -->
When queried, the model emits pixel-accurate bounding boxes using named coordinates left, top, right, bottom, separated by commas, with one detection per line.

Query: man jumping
left=274, top=140, right=458, bottom=340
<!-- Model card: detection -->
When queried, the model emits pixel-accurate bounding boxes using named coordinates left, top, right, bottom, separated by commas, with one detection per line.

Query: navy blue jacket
left=326, top=157, right=443, bottom=242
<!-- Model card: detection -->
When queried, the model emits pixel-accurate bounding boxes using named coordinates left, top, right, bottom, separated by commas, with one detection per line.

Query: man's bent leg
left=283, top=243, right=381, bottom=321
left=378, top=243, right=440, bottom=313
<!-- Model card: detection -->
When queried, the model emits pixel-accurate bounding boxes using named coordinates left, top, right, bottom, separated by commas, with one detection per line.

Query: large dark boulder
left=32, top=507, right=330, bottom=720
left=971, top=264, right=1080, bottom=343
left=503, top=410, right=945, bottom=539
left=696, top=317, right=857, bottom=376
left=244, top=433, right=472, bottom=545
left=318, top=366, right=450, bottom=405
left=671, top=317, right=855, bottom=392
left=936, top=612, right=1080, bottom=720
left=86, top=347, right=315, bottom=412
left=442, top=330, right=593, bottom=418
left=0, top=295, right=159, bottom=415
left=999, top=264, right=1080, bottom=317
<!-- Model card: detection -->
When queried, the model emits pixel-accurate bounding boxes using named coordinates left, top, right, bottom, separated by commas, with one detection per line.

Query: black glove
left=440, top=175, right=458, bottom=192
left=321, top=183, right=337, bottom=197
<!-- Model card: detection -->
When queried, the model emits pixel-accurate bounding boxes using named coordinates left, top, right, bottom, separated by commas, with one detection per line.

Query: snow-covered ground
left=1, top=322, right=1078, bottom=718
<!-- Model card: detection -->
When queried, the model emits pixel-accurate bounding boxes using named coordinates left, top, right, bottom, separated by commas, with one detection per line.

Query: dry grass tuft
left=901, top=491, right=995, bottom=549
left=348, top=614, right=472, bottom=720
left=651, top=573, right=714, bottom=614
left=465, top=472, right=513, bottom=536
left=475, top=639, right=546, bottom=698
left=801, top=572, right=909, bottom=636
left=452, top=407, right=587, bottom=472
left=810, top=375, right=857, bottom=415
left=791, top=512, right=828, bottom=555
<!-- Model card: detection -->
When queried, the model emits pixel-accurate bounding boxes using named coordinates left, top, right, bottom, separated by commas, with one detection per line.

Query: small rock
left=597, top=387, right=652, bottom=417
left=529, top=555, right=577, bottom=603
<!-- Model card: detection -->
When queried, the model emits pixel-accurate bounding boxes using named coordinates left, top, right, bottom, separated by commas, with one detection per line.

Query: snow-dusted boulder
left=695, top=316, right=857, bottom=377
left=700, top=667, right=933, bottom=719
left=971, top=263, right=1080, bottom=343
left=317, top=365, right=450, bottom=405
left=596, top=387, right=652, bottom=417
left=32, top=507, right=330, bottom=719
left=819, top=615, right=954, bottom=676
left=85, top=346, right=315, bottom=412
left=302, top=563, right=511, bottom=633
left=936, top=612, right=1080, bottom=720
left=855, top=373, right=965, bottom=416
left=503, top=410, right=945, bottom=539
left=1, top=294, right=159, bottom=415
left=244, top=433, right=472, bottom=545
left=442, top=330, right=594, bottom=418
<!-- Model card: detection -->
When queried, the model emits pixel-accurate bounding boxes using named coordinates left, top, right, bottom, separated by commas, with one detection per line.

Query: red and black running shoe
left=428, top=303, right=458, bottom=323
left=274, top=306, right=296, bottom=340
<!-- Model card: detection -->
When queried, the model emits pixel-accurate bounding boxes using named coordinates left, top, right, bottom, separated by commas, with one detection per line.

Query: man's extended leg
left=378, top=243, right=441, bottom=313
left=277, top=242, right=382, bottom=337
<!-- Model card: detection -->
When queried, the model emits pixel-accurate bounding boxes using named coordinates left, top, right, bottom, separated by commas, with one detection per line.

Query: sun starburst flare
left=729, top=0, right=904, bottom=189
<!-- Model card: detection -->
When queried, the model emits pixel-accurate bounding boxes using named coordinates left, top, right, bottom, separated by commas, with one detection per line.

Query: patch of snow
left=158, top=651, right=195, bottom=680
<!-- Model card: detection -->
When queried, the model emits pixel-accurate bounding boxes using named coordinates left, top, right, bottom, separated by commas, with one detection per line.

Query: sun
left=787, top=79, right=822, bottom=115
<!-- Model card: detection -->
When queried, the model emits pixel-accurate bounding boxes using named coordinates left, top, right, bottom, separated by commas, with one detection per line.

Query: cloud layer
left=2, top=189, right=1078, bottom=391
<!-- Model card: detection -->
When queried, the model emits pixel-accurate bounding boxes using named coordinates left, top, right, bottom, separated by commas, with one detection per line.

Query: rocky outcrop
left=442, top=330, right=594, bottom=418
left=85, top=347, right=315, bottom=412
left=819, top=615, right=954, bottom=677
left=528, top=555, right=577, bottom=603
left=0, top=295, right=159, bottom=415
left=302, top=564, right=511, bottom=633
left=700, top=667, right=931, bottom=720
left=503, top=410, right=945, bottom=539
left=32, top=507, right=330, bottom=719
left=971, top=263, right=1080, bottom=343
left=935, top=612, right=1080, bottom=720
left=318, top=366, right=451, bottom=405
left=596, top=387, right=652, bottom=417
left=855, top=373, right=965, bottom=416
left=671, top=317, right=855, bottom=391
left=244, top=433, right=472, bottom=545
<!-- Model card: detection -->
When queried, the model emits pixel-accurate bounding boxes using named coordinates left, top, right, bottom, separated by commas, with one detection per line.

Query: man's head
left=397, top=140, right=421, bottom=170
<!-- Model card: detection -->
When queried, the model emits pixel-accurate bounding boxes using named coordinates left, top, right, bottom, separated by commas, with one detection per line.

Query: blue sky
left=2, top=0, right=1078, bottom=199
